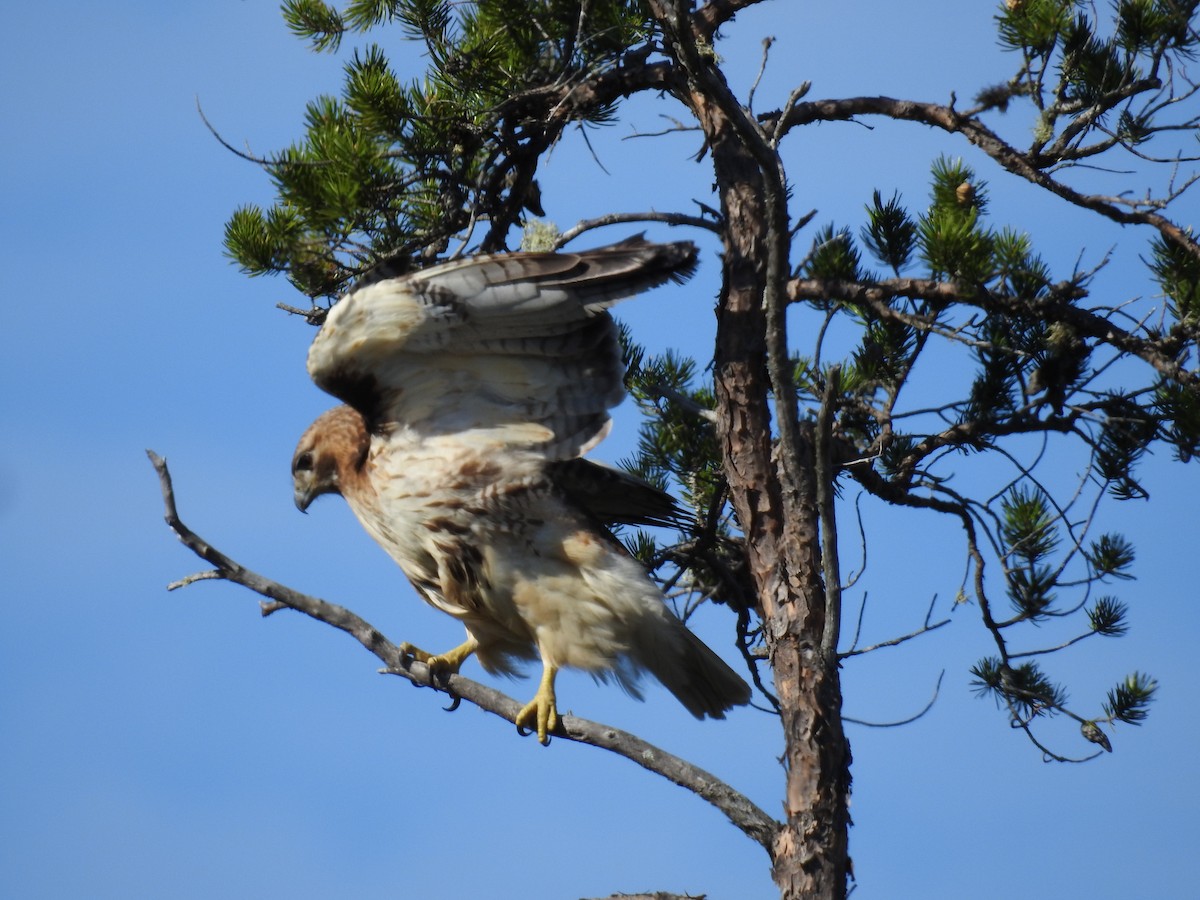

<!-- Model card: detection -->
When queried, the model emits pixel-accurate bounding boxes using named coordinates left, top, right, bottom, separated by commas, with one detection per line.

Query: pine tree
left=203, top=2, right=1200, bottom=897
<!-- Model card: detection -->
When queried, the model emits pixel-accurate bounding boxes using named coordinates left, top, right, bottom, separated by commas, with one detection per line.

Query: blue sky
left=2, top=3, right=1197, bottom=898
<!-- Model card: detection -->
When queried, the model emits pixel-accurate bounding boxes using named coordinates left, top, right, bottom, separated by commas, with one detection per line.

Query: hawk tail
left=649, top=625, right=753, bottom=719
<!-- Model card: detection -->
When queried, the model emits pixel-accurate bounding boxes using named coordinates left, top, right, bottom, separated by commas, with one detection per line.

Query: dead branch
left=554, top=210, right=721, bottom=247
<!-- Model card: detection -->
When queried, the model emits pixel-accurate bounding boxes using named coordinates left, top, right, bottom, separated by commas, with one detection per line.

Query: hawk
left=291, top=236, right=751, bottom=743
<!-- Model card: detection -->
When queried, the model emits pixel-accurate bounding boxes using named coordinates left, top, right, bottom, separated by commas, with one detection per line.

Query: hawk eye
left=294, top=451, right=314, bottom=473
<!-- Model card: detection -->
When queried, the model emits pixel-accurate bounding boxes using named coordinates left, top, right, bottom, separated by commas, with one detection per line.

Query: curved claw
left=514, top=663, right=559, bottom=745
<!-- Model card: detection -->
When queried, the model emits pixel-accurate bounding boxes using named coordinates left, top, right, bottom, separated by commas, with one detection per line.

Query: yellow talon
left=401, top=636, right=478, bottom=675
left=515, top=663, right=559, bottom=745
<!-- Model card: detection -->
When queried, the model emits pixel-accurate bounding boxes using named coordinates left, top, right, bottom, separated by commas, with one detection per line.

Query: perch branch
left=147, top=449, right=779, bottom=856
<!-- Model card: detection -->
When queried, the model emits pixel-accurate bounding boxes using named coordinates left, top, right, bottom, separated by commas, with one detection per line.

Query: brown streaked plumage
left=292, top=237, right=751, bottom=742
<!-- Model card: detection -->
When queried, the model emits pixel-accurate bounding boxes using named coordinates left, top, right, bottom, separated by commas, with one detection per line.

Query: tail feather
left=647, top=624, right=752, bottom=719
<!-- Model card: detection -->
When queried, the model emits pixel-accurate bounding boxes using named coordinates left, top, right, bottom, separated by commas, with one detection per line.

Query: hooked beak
left=293, top=477, right=315, bottom=513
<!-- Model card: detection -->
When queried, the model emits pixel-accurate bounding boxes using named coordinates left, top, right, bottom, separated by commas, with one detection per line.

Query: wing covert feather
left=306, top=236, right=697, bottom=460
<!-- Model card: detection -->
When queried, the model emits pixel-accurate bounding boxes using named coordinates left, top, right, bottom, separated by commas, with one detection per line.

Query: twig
left=1008, top=630, right=1098, bottom=659
left=147, top=449, right=779, bottom=856
left=623, top=115, right=703, bottom=140
left=844, top=671, right=945, bottom=728
left=643, top=380, right=719, bottom=423
left=840, top=493, right=869, bottom=591
left=746, top=37, right=774, bottom=114
left=197, top=97, right=330, bottom=170
left=276, top=302, right=329, bottom=326
left=840, top=606, right=952, bottom=658
left=167, top=569, right=223, bottom=591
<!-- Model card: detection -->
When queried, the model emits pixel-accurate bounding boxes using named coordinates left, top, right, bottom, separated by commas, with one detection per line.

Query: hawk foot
left=401, top=637, right=478, bottom=677
left=515, top=664, right=560, bottom=746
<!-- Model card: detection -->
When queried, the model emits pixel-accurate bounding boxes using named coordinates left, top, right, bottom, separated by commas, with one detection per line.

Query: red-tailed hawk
left=291, top=236, right=751, bottom=743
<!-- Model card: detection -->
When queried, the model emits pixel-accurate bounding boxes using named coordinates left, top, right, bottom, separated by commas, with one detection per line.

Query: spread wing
left=306, top=236, right=698, bottom=461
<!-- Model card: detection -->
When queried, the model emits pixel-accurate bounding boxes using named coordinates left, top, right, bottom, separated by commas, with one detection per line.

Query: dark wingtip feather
left=608, top=234, right=699, bottom=286
left=548, top=458, right=685, bottom=529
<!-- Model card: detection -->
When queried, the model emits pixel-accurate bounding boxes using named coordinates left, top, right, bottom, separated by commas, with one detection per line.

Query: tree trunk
left=671, top=33, right=853, bottom=900
left=712, top=203, right=852, bottom=898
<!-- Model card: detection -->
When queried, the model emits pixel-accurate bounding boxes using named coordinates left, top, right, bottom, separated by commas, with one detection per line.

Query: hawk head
left=292, top=405, right=369, bottom=512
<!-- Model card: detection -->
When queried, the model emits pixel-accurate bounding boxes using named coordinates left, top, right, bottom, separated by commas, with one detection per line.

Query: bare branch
left=1011, top=717, right=1105, bottom=764
left=844, top=671, right=945, bottom=727
left=1008, top=631, right=1099, bottom=659
left=840, top=493, right=869, bottom=591
left=638, top=380, right=720, bottom=423
left=840, top=592, right=951, bottom=659
left=147, top=450, right=779, bottom=856
left=197, top=97, right=331, bottom=170
left=166, top=569, right=223, bottom=591
left=276, top=301, right=329, bottom=326
left=555, top=210, right=721, bottom=247
left=746, top=37, right=774, bottom=114
left=767, top=95, right=1200, bottom=263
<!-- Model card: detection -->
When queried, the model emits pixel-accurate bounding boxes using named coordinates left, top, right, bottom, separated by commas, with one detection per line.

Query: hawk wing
left=306, top=236, right=698, bottom=461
